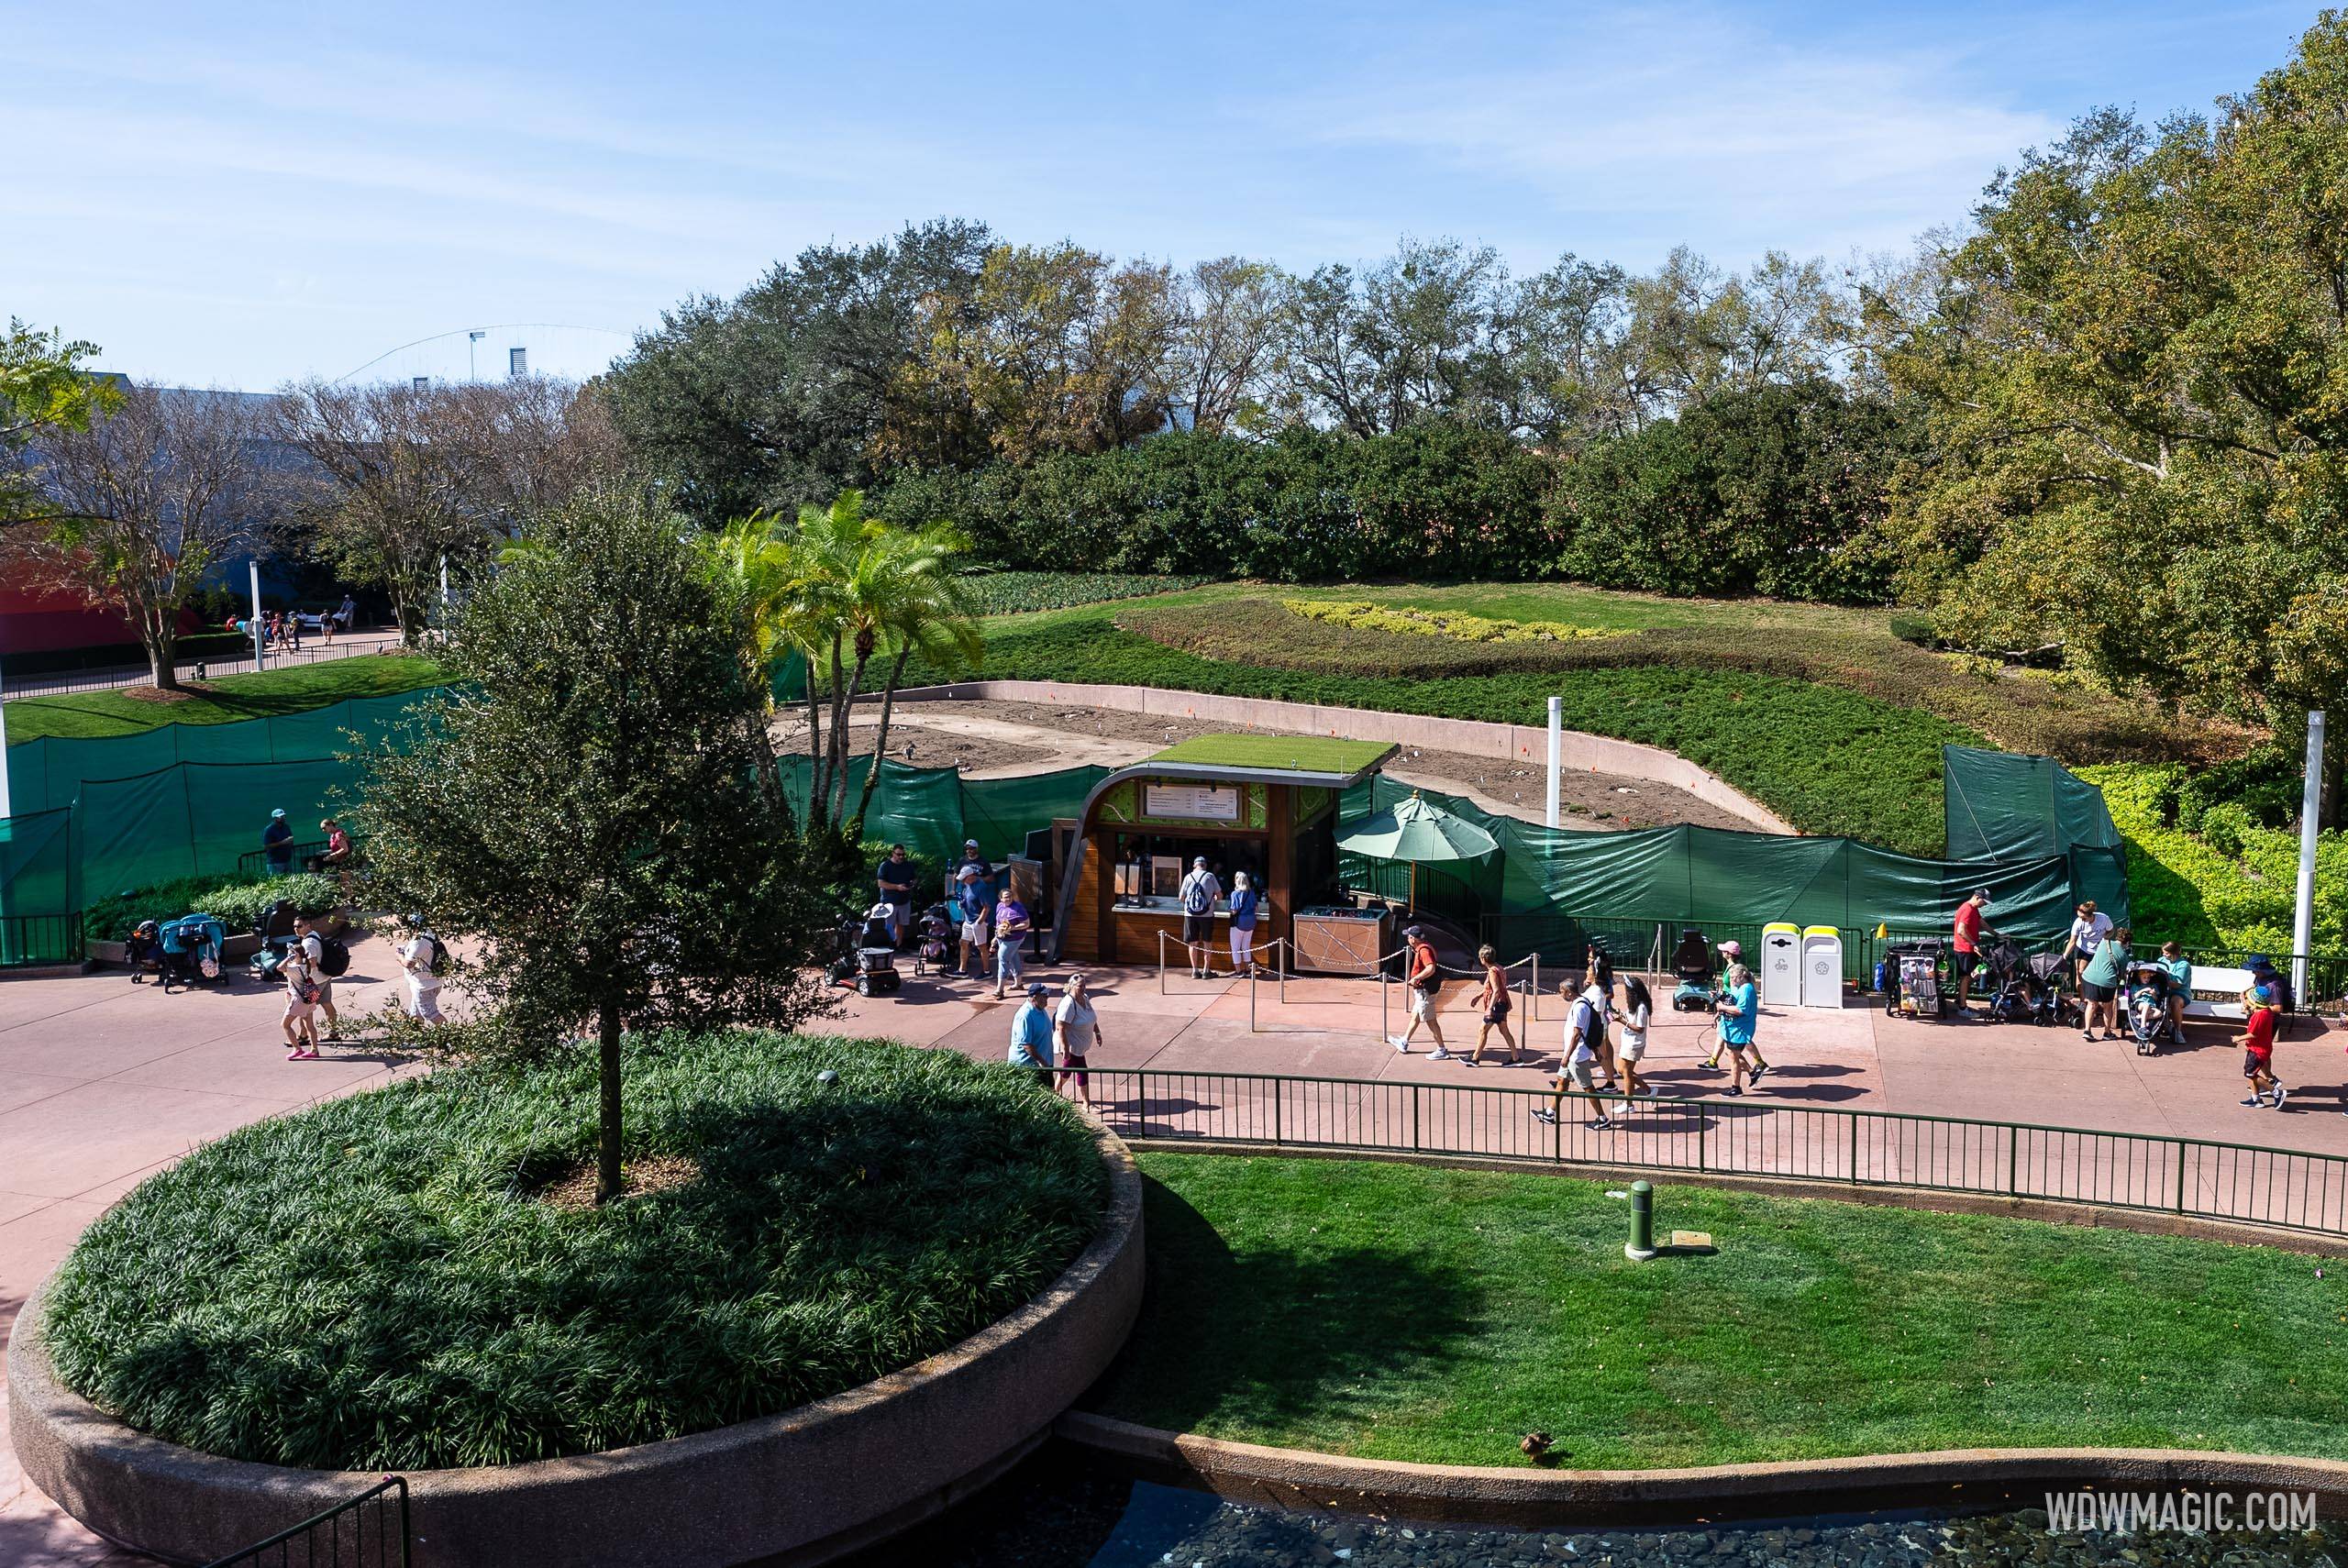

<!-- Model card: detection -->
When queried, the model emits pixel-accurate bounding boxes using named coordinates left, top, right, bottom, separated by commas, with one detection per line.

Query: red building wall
left=0, top=580, right=143, bottom=655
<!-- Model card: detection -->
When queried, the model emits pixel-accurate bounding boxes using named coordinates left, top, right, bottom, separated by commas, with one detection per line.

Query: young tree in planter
left=357, top=487, right=833, bottom=1203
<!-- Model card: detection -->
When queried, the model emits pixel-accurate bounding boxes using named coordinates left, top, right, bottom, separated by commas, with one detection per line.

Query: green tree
left=0, top=320, right=119, bottom=522
left=1886, top=16, right=2348, bottom=734
left=357, top=489, right=831, bottom=1203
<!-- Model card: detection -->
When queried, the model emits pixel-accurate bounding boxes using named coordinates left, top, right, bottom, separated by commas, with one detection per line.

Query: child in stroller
left=827, top=902, right=904, bottom=997
left=2125, top=956, right=2186, bottom=1054
left=1977, top=933, right=2034, bottom=1022
left=248, top=898, right=299, bottom=983
left=914, top=903, right=954, bottom=977
left=1668, top=928, right=1713, bottom=1010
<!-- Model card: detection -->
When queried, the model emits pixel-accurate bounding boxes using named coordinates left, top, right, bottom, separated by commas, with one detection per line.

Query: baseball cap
left=1718, top=939, right=1742, bottom=958
left=1972, top=888, right=1992, bottom=900
left=1402, top=924, right=1423, bottom=939
left=2254, top=983, right=2276, bottom=1004
left=1025, top=980, right=1049, bottom=997
left=964, top=838, right=980, bottom=849
left=271, top=808, right=286, bottom=819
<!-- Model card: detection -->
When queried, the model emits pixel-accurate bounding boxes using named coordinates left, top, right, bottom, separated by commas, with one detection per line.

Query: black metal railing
left=1087, top=1068, right=2348, bottom=1239
left=201, top=1475, right=408, bottom=1568
left=0, top=912, right=84, bottom=968
left=237, top=840, right=332, bottom=879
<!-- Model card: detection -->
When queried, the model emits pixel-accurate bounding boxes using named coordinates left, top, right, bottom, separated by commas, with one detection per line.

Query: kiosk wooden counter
left=1048, top=735, right=1397, bottom=968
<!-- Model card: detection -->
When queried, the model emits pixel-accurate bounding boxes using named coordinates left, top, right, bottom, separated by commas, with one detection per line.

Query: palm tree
left=721, top=492, right=982, bottom=840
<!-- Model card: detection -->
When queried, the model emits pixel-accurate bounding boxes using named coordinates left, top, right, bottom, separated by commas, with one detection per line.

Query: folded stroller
left=1668, top=928, right=1713, bottom=1010
left=158, top=913, right=227, bottom=993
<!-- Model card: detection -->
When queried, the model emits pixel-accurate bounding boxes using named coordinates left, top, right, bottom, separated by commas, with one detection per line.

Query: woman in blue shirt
left=1227, top=871, right=1260, bottom=974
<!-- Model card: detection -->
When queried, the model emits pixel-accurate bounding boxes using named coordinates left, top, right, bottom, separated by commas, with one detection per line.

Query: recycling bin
left=1801, top=925, right=1844, bottom=1009
left=1759, top=922, right=1801, bottom=1007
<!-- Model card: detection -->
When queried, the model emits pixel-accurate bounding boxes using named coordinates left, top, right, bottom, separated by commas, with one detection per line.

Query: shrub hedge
left=41, top=1033, right=1107, bottom=1470
left=958, top=570, right=1212, bottom=615
left=2083, top=763, right=2348, bottom=952
left=1283, top=600, right=1602, bottom=644
left=82, top=872, right=344, bottom=940
left=917, top=609, right=1969, bottom=853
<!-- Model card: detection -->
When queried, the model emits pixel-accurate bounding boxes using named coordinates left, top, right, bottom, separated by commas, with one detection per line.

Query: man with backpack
left=400, top=913, right=447, bottom=1025
left=1178, top=856, right=1222, bottom=979
left=291, top=914, right=348, bottom=1042
left=1387, top=924, right=1449, bottom=1057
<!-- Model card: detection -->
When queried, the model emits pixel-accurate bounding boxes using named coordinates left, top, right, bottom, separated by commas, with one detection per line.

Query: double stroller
left=827, top=903, right=903, bottom=997
left=155, top=913, right=227, bottom=992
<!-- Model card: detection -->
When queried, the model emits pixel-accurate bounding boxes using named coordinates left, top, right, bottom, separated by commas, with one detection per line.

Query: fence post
left=2174, top=1140, right=2187, bottom=1213
left=1530, top=954, right=1540, bottom=1022
left=1847, top=1109, right=1858, bottom=1185
left=1272, top=1077, right=1282, bottom=1146
left=1698, top=1107, right=1709, bottom=1173
left=1412, top=1084, right=1422, bottom=1153
left=2007, top=1126, right=2019, bottom=1197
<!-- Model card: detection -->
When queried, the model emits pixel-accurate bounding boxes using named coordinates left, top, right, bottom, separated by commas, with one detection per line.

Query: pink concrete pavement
left=4, top=949, right=2343, bottom=1562
left=0, top=932, right=426, bottom=1565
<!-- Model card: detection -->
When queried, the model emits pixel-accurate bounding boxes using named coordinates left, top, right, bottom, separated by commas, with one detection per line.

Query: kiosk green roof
left=1142, top=734, right=1395, bottom=783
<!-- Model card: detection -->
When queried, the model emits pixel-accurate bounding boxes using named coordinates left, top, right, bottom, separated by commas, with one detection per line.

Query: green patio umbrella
left=1336, top=791, right=1500, bottom=912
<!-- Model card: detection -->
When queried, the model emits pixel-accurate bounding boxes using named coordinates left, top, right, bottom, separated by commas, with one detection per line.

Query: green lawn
left=4, top=655, right=447, bottom=742
left=1089, top=1154, right=2348, bottom=1470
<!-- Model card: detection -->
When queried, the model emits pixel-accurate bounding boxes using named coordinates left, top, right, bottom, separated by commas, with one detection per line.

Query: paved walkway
left=0, top=932, right=424, bottom=1565
left=3, top=952, right=2342, bottom=1562
left=3, top=629, right=404, bottom=701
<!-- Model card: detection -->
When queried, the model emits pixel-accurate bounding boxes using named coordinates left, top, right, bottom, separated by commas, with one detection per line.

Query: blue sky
left=4, top=1, right=2320, bottom=388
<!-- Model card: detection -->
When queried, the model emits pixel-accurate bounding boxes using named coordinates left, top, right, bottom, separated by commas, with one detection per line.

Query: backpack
left=1411, top=941, right=1442, bottom=992
left=416, top=932, right=449, bottom=976
left=316, top=934, right=350, bottom=977
left=1183, top=875, right=1213, bottom=916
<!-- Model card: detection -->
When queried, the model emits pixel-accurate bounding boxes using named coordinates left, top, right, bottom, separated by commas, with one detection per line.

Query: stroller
left=1978, top=933, right=2034, bottom=1022
left=827, top=902, right=903, bottom=998
left=157, top=913, right=227, bottom=993
left=249, top=898, right=299, bottom=983
left=2126, top=960, right=2185, bottom=1054
left=913, top=903, right=953, bottom=977
left=2024, top=952, right=2077, bottom=1028
left=1668, top=928, right=1714, bottom=1011
left=125, top=919, right=164, bottom=983
left=1885, top=937, right=1951, bottom=1020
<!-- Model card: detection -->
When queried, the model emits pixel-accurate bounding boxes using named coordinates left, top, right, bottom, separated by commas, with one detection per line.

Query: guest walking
left=1054, top=972, right=1102, bottom=1108
left=1468, top=944, right=1519, bottom=1066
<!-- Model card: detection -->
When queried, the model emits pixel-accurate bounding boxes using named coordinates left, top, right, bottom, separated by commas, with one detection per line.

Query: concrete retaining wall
left=9, top=1121, right=1146, bottom=1568
left=1059, top=1413, right=2348, bottom=1527
left=887, top=680, right=1794, bottom=834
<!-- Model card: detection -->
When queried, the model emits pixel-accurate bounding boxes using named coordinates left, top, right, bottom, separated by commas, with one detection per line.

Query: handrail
left=1083, top=1066, right=2348, bottom=1238
left=200, top=1474, right=408, bottom=1568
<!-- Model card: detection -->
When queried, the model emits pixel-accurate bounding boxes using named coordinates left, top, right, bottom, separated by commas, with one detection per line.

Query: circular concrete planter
left=10, top=1120, right=1144, bottom=1568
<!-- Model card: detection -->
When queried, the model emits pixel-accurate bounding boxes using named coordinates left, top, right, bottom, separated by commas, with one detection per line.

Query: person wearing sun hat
left=260, top=807, right=294, bottom=877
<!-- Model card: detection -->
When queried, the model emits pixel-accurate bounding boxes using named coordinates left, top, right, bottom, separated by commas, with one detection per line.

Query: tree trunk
left=145, top=624, right=181, bottom=691
left=831, top=650, right=873, bottom=826
left=803, top=674, right=827, bottom=832
left=597, top=998, right=624, bottom=1204
left=848, top=646, right=912, bottom=841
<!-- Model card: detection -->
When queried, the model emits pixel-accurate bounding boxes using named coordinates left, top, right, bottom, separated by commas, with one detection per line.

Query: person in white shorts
left=1534, top=979, right=1612, bottom=1129
left=400, top=914, right=446, bottom=1024
left=1388, top=925, right=1449, bottom=1057
left=292, top=914, right=339, bottom=1042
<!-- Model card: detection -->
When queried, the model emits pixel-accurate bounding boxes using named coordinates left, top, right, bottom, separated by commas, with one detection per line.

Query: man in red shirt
left=1950, top=889, right=1990, bottom=1017
left=1388, top=925, right=1449, bottom=1058
left=2236, top=984, right=2285, bottom=1109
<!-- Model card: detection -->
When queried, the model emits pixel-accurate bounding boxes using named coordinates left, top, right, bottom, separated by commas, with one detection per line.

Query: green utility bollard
left=1625, top=1179, right=1657, bottom=1261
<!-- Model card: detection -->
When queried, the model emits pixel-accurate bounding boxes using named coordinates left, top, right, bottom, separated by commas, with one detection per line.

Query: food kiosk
left=1048, top=735, right=1397, bottom=966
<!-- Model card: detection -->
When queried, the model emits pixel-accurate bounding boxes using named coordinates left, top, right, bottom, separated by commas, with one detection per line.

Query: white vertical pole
left=2292, top=710, right=2324, bottom=1002
left=1545, top=694, right=1562, bottom=830
left=439, top=555, right=450, bottom=620
left=249, top=561, right=265, bottom=672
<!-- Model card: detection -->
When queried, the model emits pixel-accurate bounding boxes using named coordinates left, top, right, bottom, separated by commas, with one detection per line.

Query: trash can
left=1759, top=922, right=1801, bottom=1007
left=1801, top=925, right=1844, bottom=1009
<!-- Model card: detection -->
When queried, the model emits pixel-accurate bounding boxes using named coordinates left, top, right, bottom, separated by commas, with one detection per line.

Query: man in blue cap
left=261, top=808, right=294, bottom=877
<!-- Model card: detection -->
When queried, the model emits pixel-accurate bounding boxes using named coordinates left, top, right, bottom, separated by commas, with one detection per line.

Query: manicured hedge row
left=2084, top=762, right=2348, bottom=951
left=958, top=571, right=1212, bottom=615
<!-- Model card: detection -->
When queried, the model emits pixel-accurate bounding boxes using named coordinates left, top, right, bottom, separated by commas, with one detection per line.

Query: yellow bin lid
left=1801, top=925, right=1839, bottom=939
left=1762, top=921, right=1800, bottom=936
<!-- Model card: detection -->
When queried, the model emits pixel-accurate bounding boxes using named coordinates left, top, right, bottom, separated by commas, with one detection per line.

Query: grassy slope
left=936, top=608, right=1970, bottom=854
left=4, top=655, right=447, bottom=742
left=41, top=1035, right=1106, bottom=1471
left=1092, top=1154, right=2348, bottom=1470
